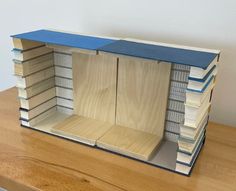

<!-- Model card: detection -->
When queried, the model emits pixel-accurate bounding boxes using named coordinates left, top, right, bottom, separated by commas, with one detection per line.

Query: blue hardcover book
left=11, top=29, right=117, bottom=51
left=12, top=30, right=219, bottom=70
left=98, top=40, right=218, bottom=69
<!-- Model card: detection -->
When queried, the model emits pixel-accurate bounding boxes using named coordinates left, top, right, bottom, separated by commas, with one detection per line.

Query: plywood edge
left=51, top=128, right=96, bottom=146
left=97, top=141, right=161, bottom=161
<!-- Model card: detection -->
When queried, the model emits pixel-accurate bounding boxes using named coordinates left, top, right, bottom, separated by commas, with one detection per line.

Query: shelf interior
left=29, top=52, right=172, bottom=161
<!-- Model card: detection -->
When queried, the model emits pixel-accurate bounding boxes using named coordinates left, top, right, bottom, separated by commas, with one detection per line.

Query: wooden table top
left=0, top=88, right=235, bottom=191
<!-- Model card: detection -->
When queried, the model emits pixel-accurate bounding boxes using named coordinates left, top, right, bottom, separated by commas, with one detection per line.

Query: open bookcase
left=11, top=30, right=220, bottom=175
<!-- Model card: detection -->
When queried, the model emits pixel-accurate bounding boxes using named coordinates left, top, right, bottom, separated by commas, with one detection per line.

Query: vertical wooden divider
left=52, top=52, right=171, bottom=157
left=116, top=57, right=171, bottom=135
left=73, top=53, right=117, bottom=123
left=97, top=56, right=171, bottom=160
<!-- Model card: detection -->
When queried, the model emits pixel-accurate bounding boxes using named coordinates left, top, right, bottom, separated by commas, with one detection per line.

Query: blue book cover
left=11, top=29, right=117, bottom=51
left=99, top=40, right=218, bottom=69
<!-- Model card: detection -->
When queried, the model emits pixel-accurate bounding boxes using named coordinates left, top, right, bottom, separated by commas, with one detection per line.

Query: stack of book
left=175, top=56, right=218, bottom=174
left=164, top=64, right=189, bottom=142
left=13, top=38, right=74, bottom=127
left=53, top=49, right=74, bottom=115
left=13, top=39, right=55, bottom=127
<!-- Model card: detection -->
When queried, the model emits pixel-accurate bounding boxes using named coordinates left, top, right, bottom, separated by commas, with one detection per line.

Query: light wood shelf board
left=30, top=111, right=70, bottom=133
left=97, top=125, right=162, bottom=161
left=116, top=57, right=171, bottom=135
left=73, top=53, right=117, bottom=124
left=51, top=115, right=113, bottom=145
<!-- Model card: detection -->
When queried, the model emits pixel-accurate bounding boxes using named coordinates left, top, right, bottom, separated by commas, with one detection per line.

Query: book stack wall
left=175, top=57, right=218, bottom=174
left=164, top=64, right=190, bottom=142
left=163, top=58, right=218, bottom=175
left=54, top=50, right=74, bottom=115
left=13, top=39, right=74, bottom=128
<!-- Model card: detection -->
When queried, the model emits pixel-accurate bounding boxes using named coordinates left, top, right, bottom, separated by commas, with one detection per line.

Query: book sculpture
left=11, top=30, right=220, bottom=175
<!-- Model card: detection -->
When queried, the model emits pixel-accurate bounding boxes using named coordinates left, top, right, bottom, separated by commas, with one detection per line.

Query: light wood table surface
left=0, top=88, right=235, bottom=191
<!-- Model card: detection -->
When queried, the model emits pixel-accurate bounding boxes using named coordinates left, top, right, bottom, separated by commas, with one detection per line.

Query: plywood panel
left=116, top=57, right=171, bottom=135
left=51, top=115, right=113, bottom=145
left=73, top=53, right=117, bottom=124
left=97, top=125, right=162, bottom=160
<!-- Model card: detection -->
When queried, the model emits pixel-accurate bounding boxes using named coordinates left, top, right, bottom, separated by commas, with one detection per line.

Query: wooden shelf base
left=32, top=112, right=163, bottom=160
left=31, top=111, right=70, bottom=133
left=97, top=125, right=162, bottom=161
left=51, top=115, right=113, bottom=145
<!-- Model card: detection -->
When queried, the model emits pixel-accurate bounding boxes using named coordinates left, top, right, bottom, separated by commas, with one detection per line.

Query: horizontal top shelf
left=11, top=29, right=116, bottom=51
left=11, top=29, right=219, bottom=69
left=99, top=40, right=218, bottom=69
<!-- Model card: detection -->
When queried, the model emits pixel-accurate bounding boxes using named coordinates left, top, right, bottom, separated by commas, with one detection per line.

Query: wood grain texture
left=0, top=175, right=36, bottom=191
left=51, top=115, right=113, bottom=145
left=97, top=125, right=162, bottom=160
left=0, top=88, right=236, bottom=191
left=73, top=53, right=117, bottom=123
left=33, top=110, right=69, bottom=127
left=116, top=57, right=171, bottom=135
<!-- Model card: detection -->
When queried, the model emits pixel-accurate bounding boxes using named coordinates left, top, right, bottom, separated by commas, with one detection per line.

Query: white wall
left=0, top=0, right=236, bottom=127
left=0, top=0, right=82, bottom=90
